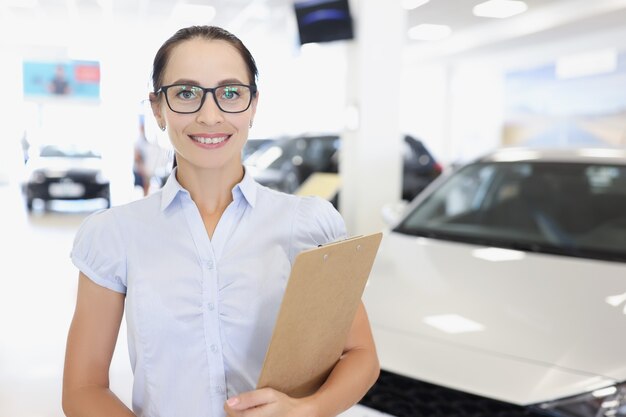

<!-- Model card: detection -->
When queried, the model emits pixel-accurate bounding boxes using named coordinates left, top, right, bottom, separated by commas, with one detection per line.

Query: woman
left=62, top=25, right=379, bottom=417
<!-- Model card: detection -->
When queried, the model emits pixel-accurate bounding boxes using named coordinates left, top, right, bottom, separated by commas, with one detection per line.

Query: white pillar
left=340, top=1, right=406, bottom=235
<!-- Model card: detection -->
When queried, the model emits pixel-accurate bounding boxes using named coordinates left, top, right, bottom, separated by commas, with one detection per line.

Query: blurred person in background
left=62, top=25, right=379, bottom=417
left=133, top=116, right=151, bottom=197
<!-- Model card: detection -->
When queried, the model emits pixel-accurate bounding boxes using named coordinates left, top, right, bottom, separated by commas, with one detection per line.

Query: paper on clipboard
left=256, top=232, right=383, bottom=398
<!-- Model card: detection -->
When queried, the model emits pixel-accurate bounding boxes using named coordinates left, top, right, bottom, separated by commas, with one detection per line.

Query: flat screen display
left=294, top=0, right=354, bottom=45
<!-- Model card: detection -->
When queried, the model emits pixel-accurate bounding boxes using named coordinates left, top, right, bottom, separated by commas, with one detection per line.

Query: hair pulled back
left=151, top=25, right=259, bottom=93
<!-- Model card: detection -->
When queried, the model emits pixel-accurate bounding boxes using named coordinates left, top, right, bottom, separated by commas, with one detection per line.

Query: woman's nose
left=195, top=94, right=225, bottom=125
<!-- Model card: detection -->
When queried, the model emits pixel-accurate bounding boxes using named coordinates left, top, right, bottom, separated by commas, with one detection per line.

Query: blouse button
left=210, top=344, right=218, bottom=353
left=208, top=302, right=215, bottom=311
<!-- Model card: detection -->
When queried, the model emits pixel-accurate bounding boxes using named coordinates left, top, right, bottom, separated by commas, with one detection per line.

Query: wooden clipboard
left=256, top=232, right=383, bottom=398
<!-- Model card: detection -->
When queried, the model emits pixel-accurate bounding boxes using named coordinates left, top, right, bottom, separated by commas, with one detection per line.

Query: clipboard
left=256, top=232, right=383, bottom=398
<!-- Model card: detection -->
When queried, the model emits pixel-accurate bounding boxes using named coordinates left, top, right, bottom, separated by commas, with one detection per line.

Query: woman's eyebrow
left=169, top=78, right=246, bottom=87
left=170, top=78, right=201, bottom=86
left=216, top=78, right=246, bottom=86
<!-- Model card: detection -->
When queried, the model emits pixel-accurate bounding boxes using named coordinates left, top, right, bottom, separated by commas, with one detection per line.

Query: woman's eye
left=176, top=86, right=199, bottom=100
left=222, top=87, right=240, bottom=100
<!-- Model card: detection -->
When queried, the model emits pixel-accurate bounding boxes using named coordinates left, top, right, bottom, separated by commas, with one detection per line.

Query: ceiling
left=2, top=0, right=626, bottom=62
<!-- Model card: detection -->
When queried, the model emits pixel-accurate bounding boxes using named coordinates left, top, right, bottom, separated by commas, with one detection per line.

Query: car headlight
left=29, top=171, right=46, bottom=184
left=535, top=382, right=626, bottom=417
left=95, top=172, right=109, bottom=184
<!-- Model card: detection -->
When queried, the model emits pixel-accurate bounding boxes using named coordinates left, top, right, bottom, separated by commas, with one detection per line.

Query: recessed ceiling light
left=407, top=24, right=451, bottom=41
left=402, top=0, right=430, bottom=10
left=473, top=0, right=528, bottom=19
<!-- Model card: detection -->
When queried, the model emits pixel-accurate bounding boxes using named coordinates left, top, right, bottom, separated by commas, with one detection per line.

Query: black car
left=245, top=134, right=340, bottom=194
left=245, top=134, right=441, bottom=201
left=22, top=144, right=111, bottom=211
left=242, top=138, right=274, bottom=161
left=401, top=134, right=443, bottom=200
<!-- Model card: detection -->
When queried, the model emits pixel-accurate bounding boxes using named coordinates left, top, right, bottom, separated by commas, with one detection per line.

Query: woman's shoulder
left=79, top=192, right=161, bottom=229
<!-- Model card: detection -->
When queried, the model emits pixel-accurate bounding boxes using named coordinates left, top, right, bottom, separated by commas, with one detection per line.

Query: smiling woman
left=62, top=25, right=380, bottom=417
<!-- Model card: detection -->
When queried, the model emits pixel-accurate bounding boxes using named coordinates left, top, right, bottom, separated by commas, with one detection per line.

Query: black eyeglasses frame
left=156, top=83, right=257, bottom=114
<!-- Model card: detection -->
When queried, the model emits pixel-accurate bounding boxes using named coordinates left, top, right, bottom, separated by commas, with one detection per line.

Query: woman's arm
left=62, top=272, right=136, bottom=417
left=225, top=302, right=380, bottom=417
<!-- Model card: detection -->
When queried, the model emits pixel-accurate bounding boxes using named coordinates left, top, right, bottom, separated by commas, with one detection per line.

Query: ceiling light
left=423, top=314, right=485, bottom=334
left=473, top=0, right=528, bottom=19
left=402, top=0, right=430, bottom=10
left=408, top=24, right=451, bottom=41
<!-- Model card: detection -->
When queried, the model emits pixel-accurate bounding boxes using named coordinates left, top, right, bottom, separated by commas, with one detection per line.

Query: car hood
left=363, top=231, right=626, bottom=405
left=28, top=157, right=103, bottom=174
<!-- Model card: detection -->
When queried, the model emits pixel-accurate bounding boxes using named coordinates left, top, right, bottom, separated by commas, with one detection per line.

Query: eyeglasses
left=157, top=83, right=257, bottom=114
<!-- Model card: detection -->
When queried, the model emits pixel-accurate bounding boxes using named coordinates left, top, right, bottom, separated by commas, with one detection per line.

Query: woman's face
left=152, top=38, right=257, bottom=172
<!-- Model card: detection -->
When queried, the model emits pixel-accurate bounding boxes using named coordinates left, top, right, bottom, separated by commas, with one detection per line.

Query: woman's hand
left=224, top=388, right=316, bottom=417
left=224, top=302, right=379, bottom=417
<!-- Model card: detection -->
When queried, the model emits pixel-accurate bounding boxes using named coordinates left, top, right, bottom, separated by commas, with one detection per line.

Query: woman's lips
left=189, top=134, right=231, bottom=148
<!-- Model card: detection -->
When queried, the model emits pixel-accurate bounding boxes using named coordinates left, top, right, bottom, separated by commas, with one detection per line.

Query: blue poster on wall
left=23, top=60, right=100, bottom=100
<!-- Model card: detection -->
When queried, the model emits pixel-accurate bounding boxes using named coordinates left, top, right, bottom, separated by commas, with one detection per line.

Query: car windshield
left=39, top=145, right=101, bottom=158
left=245, top=136, right=339, bottom=171
left=395, top=161, right=626, bottom=262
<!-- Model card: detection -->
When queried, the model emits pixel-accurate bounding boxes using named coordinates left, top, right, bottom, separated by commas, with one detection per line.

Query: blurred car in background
left=242, top=138, right=273, bottom=161
left=361, top=147, right=626, bottom=417
left=245, top=134, right=340, bottom=194
left=22, top=144, right=110, bottom=211
left=402, top=135, right=443, bottom=200
left=244, top=133, right=441, bottom=200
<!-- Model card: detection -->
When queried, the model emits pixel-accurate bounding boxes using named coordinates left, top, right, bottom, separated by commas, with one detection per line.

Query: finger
left=226, top=388, right=279, bottom=411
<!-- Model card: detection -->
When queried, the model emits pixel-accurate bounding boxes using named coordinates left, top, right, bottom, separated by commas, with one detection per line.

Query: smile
left=190, top=135, right=229, bottom=145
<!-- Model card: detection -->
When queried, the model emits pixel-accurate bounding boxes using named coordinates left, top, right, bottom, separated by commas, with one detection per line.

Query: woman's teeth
left=191, top=136, right=228, bottom=145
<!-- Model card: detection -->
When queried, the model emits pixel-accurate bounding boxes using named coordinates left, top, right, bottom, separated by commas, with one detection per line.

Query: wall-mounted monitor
left=294, top=0, right=354, bottom=45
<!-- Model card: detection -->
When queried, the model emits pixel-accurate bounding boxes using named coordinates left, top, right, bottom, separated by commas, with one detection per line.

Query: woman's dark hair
left=151, top=25, right=259, bottom=170
left=151, top=25, right=258, bottom=93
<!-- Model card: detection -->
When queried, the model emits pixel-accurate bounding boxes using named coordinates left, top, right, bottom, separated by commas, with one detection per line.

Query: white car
left=362, top=147, right=626, bottom=417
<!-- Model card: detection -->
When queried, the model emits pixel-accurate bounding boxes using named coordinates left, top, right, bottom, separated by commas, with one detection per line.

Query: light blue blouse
left=70, top=168, right=347, bottom=417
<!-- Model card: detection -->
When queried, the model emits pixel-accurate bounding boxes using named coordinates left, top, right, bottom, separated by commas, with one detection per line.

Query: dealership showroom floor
left=0, top=183, right=391, bottom=417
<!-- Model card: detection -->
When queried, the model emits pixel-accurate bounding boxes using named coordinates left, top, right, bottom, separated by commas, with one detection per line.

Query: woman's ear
left=250, top=90, right=259, bottom=125
left=149, top=93, right=164, bottom=128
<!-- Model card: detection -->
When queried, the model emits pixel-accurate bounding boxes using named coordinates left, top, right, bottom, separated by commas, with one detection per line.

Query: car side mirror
left=381, top=200, right=408, bottom=227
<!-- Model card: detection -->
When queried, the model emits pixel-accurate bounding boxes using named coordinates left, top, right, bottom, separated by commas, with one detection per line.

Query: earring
left=249, top=121, right=253, bottom=128
left=160, top=125, right=166, bottom=131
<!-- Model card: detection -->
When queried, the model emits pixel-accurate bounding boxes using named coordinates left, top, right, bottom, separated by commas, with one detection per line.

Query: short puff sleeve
left=70, top=209, right=127, bottom=293
left=290, top=196, right=347, bottom=262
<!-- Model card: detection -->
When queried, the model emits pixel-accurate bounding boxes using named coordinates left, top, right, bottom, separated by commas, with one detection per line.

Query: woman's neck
left=175, top=161, right=244, bottom=215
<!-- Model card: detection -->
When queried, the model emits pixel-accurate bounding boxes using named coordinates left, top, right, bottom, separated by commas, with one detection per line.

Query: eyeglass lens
left=165, top=84, right=252, bottom=113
